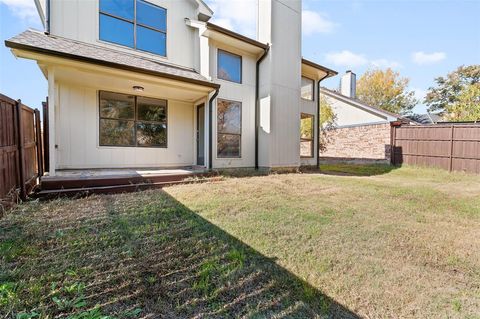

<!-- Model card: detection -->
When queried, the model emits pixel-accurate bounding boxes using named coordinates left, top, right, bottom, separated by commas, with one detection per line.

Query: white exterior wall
left=258, top=0, right=302, bottom=168
left=210, top=41, right=257, bottom=168
left=324, top=95, right=389, bottom=127
left=49, top=0, right=198, bottom=69
left=54, top=82, right=195, bottom=169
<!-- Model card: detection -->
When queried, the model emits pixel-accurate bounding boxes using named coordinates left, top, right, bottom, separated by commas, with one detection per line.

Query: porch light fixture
left=132, top=85, right=144, bottom=92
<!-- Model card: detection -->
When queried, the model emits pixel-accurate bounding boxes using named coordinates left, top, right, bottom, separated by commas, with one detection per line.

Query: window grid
left=99, top=0, right=167, bottom=56
left=99, top=91, right=168, bottom=148
left=217, top=99, right=242, bottom=158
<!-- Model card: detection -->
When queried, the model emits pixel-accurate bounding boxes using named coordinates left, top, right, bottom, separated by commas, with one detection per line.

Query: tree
left=318, top=95, right=336, bottom=152
left=425, top=65, right=480, bottom=121
left=356, top=68, right=417, bottom=115
left=442, top=83, right=480, bottom=121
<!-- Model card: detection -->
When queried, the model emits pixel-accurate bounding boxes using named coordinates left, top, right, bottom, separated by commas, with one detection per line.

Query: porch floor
left=42, top=166, right=208, bottom=180
left=37, top=166, right=213, bottom=197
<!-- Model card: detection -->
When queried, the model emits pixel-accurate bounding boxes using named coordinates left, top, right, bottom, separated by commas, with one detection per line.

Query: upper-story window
left=99, top=0, right=167, bottom=56
left=301, top=76, right=314, bottom=101
left=217, top=49, right=242, bottom=83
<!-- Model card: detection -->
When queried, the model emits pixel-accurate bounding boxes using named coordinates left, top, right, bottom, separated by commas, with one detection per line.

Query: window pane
left=137, top=97, right=167, bottom=122
left=136, top=122, right=167, bottom=147
left=300, top=140, right=313, bottom=157
left=218, top=134, right=240, bottom=157
left=100, top=14, right=134, bottom=48
left=301, top=77, right=314, bottom=100
left=218, top=50, right=241, bottom=83
left=217, top=100, right=241, bottom=135
left=99, top=0, right=134, bottom=20
left=137, top=0, right=166, bottom=31
left=100, top=91, right=135, bottom=119
left=136, top=26, right=166, bottom=56
left=100, top=119, right=135, bottom=146
left=300, top=113, right=313, bottom=139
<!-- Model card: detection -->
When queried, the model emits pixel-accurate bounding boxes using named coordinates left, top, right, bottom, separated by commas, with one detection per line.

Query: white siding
left=210, top=41, right=257, bottom=168
left=324, top=95, right=389, bottom=127
left=55, top=82, right=195, bottom=169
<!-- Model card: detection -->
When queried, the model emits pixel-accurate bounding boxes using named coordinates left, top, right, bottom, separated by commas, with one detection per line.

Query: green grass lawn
left=1, top=165, right=479, bottom=318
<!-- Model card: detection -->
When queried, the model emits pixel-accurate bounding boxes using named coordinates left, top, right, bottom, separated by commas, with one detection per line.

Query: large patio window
left=99, top=0, right=167, bottom=56
left=217, top=99, right=241, bottom=158
left=99, top=91, right=167, bottom=147
left=217, top=49, right=242, bottom=83
left=300, top=113, right=314, bottom=158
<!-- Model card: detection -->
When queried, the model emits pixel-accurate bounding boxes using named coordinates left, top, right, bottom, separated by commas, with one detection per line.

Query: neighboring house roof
left=5, top=29, right=220, bottom=89
left=405, top=113, right=443, bottom=124
left=321, top=87, right=401, bottom=122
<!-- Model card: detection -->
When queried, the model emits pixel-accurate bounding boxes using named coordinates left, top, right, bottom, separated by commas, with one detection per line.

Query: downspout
left=316, top=73, right=330, bottom=169
left=45, top=0, right=51, bottom=34
left=255, top=45, right=270, bottom=170
left=208, top=88, right=219, bottom=170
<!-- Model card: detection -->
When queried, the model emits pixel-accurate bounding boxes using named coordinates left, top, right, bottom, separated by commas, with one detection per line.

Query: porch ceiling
left=52, top=64, right=211, bottom=102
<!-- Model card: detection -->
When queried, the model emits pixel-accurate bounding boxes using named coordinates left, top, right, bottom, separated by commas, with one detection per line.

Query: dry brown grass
left=1, top=164, right=479, bottom=318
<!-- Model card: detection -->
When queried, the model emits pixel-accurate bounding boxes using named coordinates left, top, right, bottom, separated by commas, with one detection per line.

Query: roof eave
left=5, top=40, right=220, bottom=89
left=301, top=58, right=338, bottom=78
left=205, top=22, right=269, bottom=50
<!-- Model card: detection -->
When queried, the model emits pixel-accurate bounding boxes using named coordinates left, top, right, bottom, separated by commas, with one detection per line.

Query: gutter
left=255, top=45, right=270, bottom=170
left=208, top=88, right=220, bottom=169
left=317, top=72, right=333, bottom=169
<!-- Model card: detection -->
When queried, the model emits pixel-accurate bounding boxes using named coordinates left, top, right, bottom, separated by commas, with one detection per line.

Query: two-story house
left=5, top=0, right=337, bottom=182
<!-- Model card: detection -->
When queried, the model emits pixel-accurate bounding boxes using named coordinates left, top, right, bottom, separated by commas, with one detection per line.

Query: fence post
left=34, top=109, right=44, bottom=178
left=16, top=100, right=26, bottom=201
left=449, top=124, right=454, bottom=172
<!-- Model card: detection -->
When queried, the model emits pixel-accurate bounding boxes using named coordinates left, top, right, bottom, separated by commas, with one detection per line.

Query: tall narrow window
left=217, top=99, right=241, bottom=158
left=301, top=76, right=314, bottom=100
left=217, top=50, right=242, bottom=83
left=99, top=0, right=167, bottom=56
left=300, top=113, right=314, bottom=158
left=99, top=91, right=167, bottom=147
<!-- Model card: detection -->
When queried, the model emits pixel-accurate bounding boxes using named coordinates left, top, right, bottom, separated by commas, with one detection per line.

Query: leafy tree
left=425, top=65, right=480, bottom=120
left=356, top=68, right=417, bottom=114
left=319, top=95, right=336, bottom=152
left=442, top=83, right=480, bottom=121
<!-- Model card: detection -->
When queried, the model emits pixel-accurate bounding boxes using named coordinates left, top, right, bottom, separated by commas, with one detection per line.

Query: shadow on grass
left=0, top=190, right=360, bottom=318
left=302, top=163, right=399, bottom=177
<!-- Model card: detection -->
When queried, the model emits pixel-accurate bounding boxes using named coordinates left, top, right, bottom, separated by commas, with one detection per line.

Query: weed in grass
left=452, top=299, right=462, bottom=312
left=16, top=311, right=40, bottom=319
left=193, top=260, right=218, bottom=296
left=66, top=305, right=114, bottom=319
left=0, top=282, right=17, bottom=307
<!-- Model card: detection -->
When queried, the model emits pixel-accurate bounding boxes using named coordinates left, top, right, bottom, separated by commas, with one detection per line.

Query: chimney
left=340, top=70, right=356, bottom=98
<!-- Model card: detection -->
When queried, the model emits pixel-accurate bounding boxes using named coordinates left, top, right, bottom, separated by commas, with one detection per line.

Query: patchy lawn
left=1, top=165, right=479, bottom=318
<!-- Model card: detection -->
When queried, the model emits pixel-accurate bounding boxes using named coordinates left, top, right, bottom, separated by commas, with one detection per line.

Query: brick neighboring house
left=320, top=71, right=402, bottom=163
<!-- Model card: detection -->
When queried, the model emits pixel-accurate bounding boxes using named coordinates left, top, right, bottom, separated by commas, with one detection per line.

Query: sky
left=1, top=0, right=479, bottom=114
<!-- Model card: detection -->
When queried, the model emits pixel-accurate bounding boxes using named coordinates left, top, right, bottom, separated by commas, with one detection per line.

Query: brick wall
left=320, top=123, right=392, bottom=163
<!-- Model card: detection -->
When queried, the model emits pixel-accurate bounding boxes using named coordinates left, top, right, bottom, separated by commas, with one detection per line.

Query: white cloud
left=302, top=10, right=337, bottom=36
left=412, top=51, right=446, bottom=65
left=207, top=0, right=257, bottom=38
left=325, top=50, right=403, bottom=70
left=0, top=0, right=38, bottom=21
left=325, top=50, right=368, bottom=67
left=371, top=59, right=402, bottom=69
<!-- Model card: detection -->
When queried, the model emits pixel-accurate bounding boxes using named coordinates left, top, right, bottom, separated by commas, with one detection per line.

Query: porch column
left=47, top=67, right=56, bottom=176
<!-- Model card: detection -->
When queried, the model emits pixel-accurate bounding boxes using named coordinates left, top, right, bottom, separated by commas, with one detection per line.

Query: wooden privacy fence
left=0, top=94, right=42, bottom=210
left=391, top=124, right=480, bottom=174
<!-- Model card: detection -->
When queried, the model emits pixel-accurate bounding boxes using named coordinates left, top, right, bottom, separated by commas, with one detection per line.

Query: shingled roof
left=5, top=29, right=219, bottom=89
